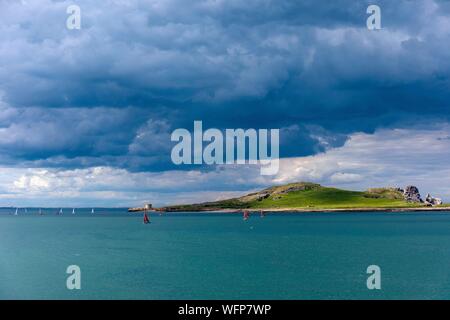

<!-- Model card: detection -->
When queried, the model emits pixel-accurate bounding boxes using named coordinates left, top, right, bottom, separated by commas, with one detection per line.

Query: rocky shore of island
left=400, top=185, right=443, bottom=206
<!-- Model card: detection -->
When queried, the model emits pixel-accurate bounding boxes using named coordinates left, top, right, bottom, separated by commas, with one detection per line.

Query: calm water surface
left=1, top=208, right=450, bottom=299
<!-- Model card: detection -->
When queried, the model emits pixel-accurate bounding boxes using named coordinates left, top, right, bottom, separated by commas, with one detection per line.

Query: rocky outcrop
left=403, top=185, right=423, bottom=203
left=365, top=186, right=444, bottom=206
left=401, top=186, right=443, bottom=206
left=425, top=194, right=443, bottom=206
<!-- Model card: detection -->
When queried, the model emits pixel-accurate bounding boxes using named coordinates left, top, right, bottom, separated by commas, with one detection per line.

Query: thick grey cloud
left=2, top=0, right=449, bottom=111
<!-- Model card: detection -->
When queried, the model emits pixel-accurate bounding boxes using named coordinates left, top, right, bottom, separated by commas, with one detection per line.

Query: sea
left=1, top=208, right=450, bottom=300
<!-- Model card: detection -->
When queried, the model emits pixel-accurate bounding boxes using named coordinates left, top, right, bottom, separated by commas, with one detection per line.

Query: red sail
left=143, top=212, right=150, bottom=224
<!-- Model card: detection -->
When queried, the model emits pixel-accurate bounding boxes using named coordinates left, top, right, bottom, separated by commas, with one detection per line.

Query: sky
left=1, top=0, right=450, bottom=207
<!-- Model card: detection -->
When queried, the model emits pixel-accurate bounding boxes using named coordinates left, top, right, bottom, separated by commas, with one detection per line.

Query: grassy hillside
left=248, top=187, right=414, bottom=209
left=161, top=182, right=429, bottom=211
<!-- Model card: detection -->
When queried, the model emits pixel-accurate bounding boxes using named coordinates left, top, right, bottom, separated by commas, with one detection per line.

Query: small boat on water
left=72, top=208, right=76, bottom=215
left=58, top=208, right=63, bottom=215
left=14, top=208, right=18, bottom=216
left=243, top=210, right=250, bottom=221
left=143, top=212, right=150, bottom=224
left=91, top=208, right=95, bottom=214
left=39, top=208, right=43, bottom=215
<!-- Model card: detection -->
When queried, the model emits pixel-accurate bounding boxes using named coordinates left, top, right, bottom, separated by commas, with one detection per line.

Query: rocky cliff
left=425, top=193, right=443, bottom=206
left=403, top=185, right=423, bottom=203
left=395, top=185, right=442, bottom=206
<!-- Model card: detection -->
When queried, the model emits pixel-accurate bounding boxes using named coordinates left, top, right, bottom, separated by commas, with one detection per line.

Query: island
left=142, top=182, right=450, bottom=213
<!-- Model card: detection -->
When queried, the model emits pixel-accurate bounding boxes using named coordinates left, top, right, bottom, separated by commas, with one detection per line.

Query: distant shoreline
left=157, top=206, right=450, bottom=213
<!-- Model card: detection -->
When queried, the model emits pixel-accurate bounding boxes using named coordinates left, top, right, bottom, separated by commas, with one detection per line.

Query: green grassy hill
left=247, top=186, right=412, bottom=209
left=161, top=182, right=432, bottom=212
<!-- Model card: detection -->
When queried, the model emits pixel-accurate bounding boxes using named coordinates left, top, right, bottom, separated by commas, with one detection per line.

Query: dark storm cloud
left=1, top=0, right=450, bottom=170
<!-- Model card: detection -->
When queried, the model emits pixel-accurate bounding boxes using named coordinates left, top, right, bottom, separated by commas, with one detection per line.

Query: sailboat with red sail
left=143, top=212, right=150, bottom=224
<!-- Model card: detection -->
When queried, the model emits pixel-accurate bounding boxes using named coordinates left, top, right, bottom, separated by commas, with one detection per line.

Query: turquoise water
left=1, top=208, right=450, bottom=299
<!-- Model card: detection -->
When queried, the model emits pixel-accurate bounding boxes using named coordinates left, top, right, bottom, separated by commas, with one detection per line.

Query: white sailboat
left=39, top=208, right=43, bottom=215
left=14, top=208, right=18, bottom=216
left=72, top=208, right=76, bottom=215
left=91, top=208, right=95, bottom=214
left=59, top=208, right=63, bottom=215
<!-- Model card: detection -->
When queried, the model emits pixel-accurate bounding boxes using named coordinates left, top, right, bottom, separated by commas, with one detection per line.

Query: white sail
left=14, top=208, right=18, bottom=216
left=59, top=208, right=63, bottom=215
left=72, top=208, right=75, bottom=215
left=91, top=208, right=95, bottom=214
